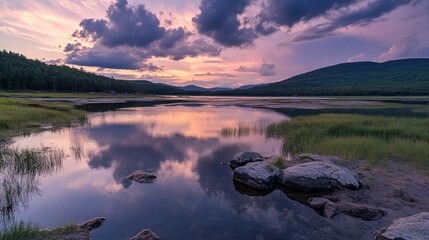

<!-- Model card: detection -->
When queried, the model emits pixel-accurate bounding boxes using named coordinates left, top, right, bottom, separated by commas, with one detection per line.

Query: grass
left=273, top=156, right=285, bottom=169
left=0, top=221, right=80, bottom=240
left=0, top=91, right=150, bottom=99
left=0, top=98, right=87, bottom=141
left=219, top=124, right=265, bottom=138
left=266, top=114, right=429, bottom=168
left=0, top=147, right=65, bottom=222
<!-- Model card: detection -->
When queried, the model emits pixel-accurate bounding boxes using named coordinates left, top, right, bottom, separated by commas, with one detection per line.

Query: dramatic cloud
left=193, top=0, right=257, bottom=47
left=377, top=35, right=429, bottom=61
left=65, top=45, right=161, bottom=71
left=256, top=0, right=357, bottom=34
left=65, top=0, right=220, bottom=70
left=293, top=0, right=414, bottom=42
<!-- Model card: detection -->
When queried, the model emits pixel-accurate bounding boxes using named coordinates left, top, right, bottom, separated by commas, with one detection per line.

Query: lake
left=3, top=100, right=411, bottom=239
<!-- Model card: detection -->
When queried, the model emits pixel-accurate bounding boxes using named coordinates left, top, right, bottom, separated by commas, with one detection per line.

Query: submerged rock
left=127, top=171, right=157, bottom=184
left=280, top=161, right=361, bottom=192
left=339, top=202, right=385, bottom=221
left=129, top=229, right=160, bottom=240
left=308, top=197, right=384, bottom=220
left=375, top=212, right=429, bottom=240
left=233, top=162, right=281, bottom=190
left=229, top=151, right=263, bottom=169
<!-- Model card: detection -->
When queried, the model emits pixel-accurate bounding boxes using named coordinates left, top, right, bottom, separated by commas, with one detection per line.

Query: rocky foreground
left=231, top=152, right=429, bottom=240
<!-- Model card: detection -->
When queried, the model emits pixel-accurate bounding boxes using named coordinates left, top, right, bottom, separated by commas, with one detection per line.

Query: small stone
left=308, top=197, right=331, bottom=209
left=129, top=229, right=160, bottom=240
left=339, top=203, right=385, bottom=221
left=324, top=202, right=339, bottom=219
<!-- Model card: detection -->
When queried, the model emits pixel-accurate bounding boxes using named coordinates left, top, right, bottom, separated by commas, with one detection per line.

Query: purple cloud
left=65, top=0, right=220, bottom=70
left=193, top=0, right=257, bottom=47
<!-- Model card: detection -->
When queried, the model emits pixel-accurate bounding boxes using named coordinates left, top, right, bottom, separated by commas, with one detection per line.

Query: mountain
left=221, top=59, right=429, bottom=96
left=2, top=50, right=428, bottom=96
left=0, top=50, right=187, bottom=95
left=180, top=85, right=231, bottom=92
left=127, top=80, right=186, bottom=94
left=236, top=83, right=268, bottom=90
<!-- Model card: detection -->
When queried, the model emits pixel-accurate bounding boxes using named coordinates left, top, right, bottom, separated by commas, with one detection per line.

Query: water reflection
left=0, top=147, right=64, bottom=224
left=8, top=103, right=383, bottom=239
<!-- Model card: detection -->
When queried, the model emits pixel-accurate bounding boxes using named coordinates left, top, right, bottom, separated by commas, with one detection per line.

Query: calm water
left=5, top=102, right=387, bottom=239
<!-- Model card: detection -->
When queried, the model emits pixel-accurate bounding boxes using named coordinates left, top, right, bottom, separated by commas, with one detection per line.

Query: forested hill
left=0, top=51, right=186, bottom=94
left=221, top=59, right=429, bottom=96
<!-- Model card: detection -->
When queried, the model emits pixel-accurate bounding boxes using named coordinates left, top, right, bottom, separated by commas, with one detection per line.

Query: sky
left=1, top=0, right=429, bottom=88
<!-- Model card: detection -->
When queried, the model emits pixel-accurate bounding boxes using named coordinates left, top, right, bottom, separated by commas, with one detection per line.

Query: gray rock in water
left=230, top=152, right=263, bottom=169
left=233, top=162, right=281, bottom=190
left=375, top=212, right=429, bottom=240
left=80, top=217, right=106, bottom=231
left=280, top=161, right=361, bottom=192
left=129, top=229, right=160, bottom=240
left=127, top=171, right=157, bottom=184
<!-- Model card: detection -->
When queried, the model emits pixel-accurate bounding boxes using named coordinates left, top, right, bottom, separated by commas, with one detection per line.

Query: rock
left=127, top=171, right=157, bottom=184
left=309, top=198, right=384, bottom=220
left=280, top=161, right=361, bottom=192
left=375, top=212, right=429, bottom=240
left=308, top=197, right=331, bottom=209
left=324, top=202, right=339, bottom=219
left=45, top=217, right=106, bottom=240
left=80, top=217, right=106, bottom=231
left=308, top=197, right=339, bottom=218
left=233, top=162, right=281, bottom=190
left=129, top=229, right=160, bottom=240
left=339, top=203, right=385, bottom=221
left=229, top=151, right=263, bottom=169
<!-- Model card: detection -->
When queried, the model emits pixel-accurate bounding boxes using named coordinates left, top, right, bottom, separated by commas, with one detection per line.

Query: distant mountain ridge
left=220, top=59, right=429, bottom=96
left=1, top=50, right=428, bottom=96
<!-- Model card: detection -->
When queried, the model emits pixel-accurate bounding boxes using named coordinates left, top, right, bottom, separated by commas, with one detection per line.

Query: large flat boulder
left=229, top=152, right=263, bottom=169
left=233, top=162, right=281, bottom=190
left=280, top=161, right=361, bottom=192
left=375, top=212, right=429, bottom=240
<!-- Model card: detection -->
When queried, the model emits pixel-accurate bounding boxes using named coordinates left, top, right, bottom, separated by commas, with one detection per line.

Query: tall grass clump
left=266, top=114, right=429, bottom=168
left=0, top=221, right=42, bottom=240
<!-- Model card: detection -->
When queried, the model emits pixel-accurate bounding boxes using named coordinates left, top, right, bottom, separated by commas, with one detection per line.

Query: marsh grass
left=273, top=156, right=285, bottom=169
left=0, top=98, right=86, bottom=141
left=219, top=124, right=265, bottom=138
left=0, top=221, right=42, bottom=240
left=0, top=221, right=80, bottom=240
left=266, top=114, right=429, bottom=168
left=0, top=146, right=65, bottom=223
